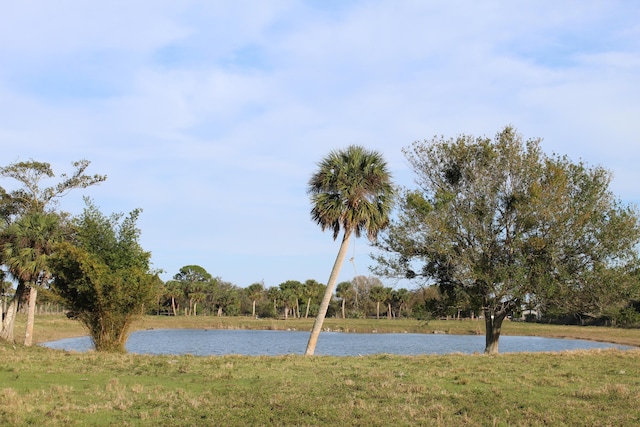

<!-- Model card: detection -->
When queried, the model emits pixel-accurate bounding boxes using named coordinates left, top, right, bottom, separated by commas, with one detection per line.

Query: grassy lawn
left=0, top=314, right=638, bottom=426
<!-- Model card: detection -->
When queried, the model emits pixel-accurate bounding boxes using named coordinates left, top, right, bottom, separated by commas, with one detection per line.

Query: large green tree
left=305, top=145, right=394, bottom=355
left=173, top=265, right=214, bottom=316
left=48, top=200, right=159, bottom=352
left=374, top=127, right=640, bottom=354
left=0, top=159, right=105, bottom=343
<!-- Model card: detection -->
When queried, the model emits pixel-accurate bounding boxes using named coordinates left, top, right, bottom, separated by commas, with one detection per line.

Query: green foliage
left=48, top=200, right=158, bottom=352
left=1, top=211, right=64, bottom=285
left=375, top=126, right=640, bottom=353
left=161, top=265, right=245, bottom=317
left=0, top=159, right=105, bottom=343
left=612, top=303, right=640, bottom=328
left=256, top=299, right=278, bottom=318
left=308, top=145, right=395, bottom=241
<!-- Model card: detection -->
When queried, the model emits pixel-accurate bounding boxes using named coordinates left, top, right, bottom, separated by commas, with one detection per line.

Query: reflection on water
left=42, top=329, right=633, bottom=356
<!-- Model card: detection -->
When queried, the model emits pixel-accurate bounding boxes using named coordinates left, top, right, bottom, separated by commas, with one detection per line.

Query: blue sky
left=1, top=1, right=639, bottom=289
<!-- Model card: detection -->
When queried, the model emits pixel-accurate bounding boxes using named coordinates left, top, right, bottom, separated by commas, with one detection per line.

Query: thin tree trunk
left=305, top=297, right=311, bottom=318
left=1, top=283, right=26, bottom=342
left=341, top=299, right=346, bottom=319
left=24, top=286, right=38, bottom=346
left=252, top=300, right=256, bottom=318
left=171, top=297, right=177, bottom=316
left=305, top=231, right=352, bottom=356
left=376, top=301, right=380, bottom=319
left=387, top=302, right=391, bottom=319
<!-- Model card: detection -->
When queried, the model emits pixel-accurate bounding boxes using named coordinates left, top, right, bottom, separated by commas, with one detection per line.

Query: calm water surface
left=43, top=329, right=633, bottom=356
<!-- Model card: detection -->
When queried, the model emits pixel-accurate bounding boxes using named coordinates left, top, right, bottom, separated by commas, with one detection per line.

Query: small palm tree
left=335, top=281, right=354, bottom=319
left=246, top=282, right=265, bottom=318
left=1, top=212, right=63, bottom=345
left=370, top=285, right=388, bottom=320
left=163, top=280, right=183, bottom=316
left=305, top=145, right=394, bottom=355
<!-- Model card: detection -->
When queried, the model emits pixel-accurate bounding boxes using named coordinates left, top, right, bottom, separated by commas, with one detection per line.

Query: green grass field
left=1, top=314, right=639, bottom=426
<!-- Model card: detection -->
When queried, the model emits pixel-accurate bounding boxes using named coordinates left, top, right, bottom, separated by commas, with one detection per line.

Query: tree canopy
left=0, top=160, right=106, bottom=217
left=374, top=126, right=640, bottom=354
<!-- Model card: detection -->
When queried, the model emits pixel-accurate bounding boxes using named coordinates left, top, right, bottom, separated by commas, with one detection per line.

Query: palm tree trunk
left=305, top=297, right=311, bottom=318
left=305, top=231, right=352, bottom=356
left=1, top=283, right=25, bottom=342
left=341, top=299, right=346, bottom=319
left=24, top=286, right=38, bottom=346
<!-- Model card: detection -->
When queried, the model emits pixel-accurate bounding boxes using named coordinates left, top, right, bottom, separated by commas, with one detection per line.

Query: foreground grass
left=1, top=315, right=638, bottom=426
left=1, top=342, right=639, bottom=426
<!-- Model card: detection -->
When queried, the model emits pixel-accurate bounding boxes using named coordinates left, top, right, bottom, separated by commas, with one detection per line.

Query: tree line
left=151, top=268, right=416, bottom=320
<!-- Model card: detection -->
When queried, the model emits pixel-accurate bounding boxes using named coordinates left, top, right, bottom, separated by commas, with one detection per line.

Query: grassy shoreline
left=2, top=314, right=639, bottom=425
left=27, top=313, right=640, bottom=347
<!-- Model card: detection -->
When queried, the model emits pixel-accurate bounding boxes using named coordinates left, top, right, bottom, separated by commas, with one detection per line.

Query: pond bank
left=26, top=314, right=640, bottom=347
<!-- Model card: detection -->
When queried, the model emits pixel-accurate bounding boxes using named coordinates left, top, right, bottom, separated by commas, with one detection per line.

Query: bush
left=49, top=201, right=159, bottom=352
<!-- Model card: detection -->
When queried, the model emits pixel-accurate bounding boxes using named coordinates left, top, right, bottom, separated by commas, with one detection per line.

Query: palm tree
left=246, top=282, right=265, bottom=318
left=174, top=265, right=212, bottom=316
left=279, top=280, right=303, bottom=319
left=163, top=280, right=183, bottom=316
left=0, top=159, right=105, bottom=343
left=370, top=285, right=388, bottom=320
left=335, top=281, right=354, bottom=319
left=303, top=279, right=325, bottom=318
left=391, top=288, right=410, bottom=318
left=305, top=145, right=394, bottom=355
left=1, top=212, right=62, bottom=345
left=267, top=286, right=281, bottom=317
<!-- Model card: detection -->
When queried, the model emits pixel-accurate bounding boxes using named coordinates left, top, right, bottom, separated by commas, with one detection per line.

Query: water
left=42, top=329, right=633, bottom=356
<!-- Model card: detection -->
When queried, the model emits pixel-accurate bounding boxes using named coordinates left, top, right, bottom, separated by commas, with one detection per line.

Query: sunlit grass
left=1, top=340, right=639, bottom=426
left=1, top=314, right=638, bottom=425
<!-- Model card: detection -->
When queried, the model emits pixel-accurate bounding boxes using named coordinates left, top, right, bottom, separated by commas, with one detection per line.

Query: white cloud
left=1, top=0, right=639, bottom=286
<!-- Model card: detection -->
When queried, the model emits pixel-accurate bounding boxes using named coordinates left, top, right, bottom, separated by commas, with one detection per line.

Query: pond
left=42, top=329, right=634, bottom=356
